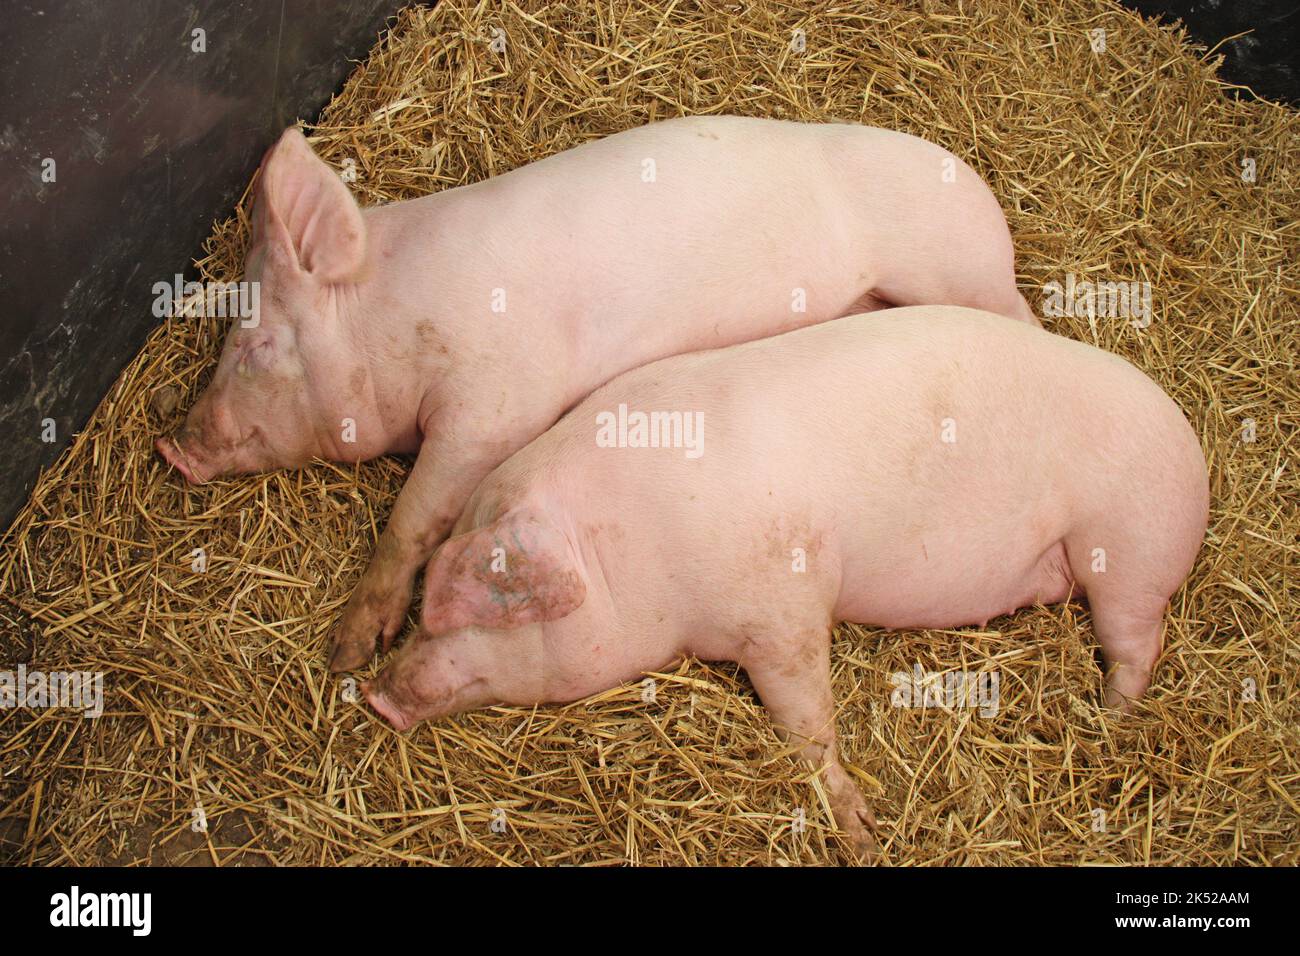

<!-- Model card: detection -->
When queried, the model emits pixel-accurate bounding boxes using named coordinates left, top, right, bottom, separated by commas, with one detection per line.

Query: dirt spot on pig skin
left=435, top=532, right=583, bottom=628
left=349, top=366, right=368, bottom=398
left=587, top=521, right=627, bottom=545
left=763, top=515, right=822, bottom=563
left=474, top=549, right=583, bottom=625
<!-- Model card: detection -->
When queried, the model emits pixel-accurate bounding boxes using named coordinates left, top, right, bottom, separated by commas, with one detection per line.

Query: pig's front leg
left=327, top=434, right=504, bottom=673
left=741, top=625, right=879, bottom=863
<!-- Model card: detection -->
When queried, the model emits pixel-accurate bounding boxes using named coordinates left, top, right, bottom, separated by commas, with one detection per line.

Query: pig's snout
left=155, top=434, right=207, bottom=484
left=361, top=680, right=415, bottom=732
left=155, top=393, right=239, bottom=484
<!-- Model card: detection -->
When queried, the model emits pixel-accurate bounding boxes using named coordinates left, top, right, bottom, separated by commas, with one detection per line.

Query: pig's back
left=465, top=117, right=961, bottom=368
left=734, top=306, right=1206, bottom=627
left=515, top=306, right=1204, bottom=634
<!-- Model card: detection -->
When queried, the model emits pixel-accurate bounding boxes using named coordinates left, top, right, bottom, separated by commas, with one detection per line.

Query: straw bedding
left=1, top=0, right=1296, bottom=866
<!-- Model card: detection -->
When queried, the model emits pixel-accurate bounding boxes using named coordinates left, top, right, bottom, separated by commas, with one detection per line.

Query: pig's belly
left=834, top=537, right=1078, bottom=630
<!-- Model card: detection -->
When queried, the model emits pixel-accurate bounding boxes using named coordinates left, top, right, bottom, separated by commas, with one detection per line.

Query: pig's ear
left=421, top=506, right=587, bottom=635
left=258, top=127, right=366, bottom=283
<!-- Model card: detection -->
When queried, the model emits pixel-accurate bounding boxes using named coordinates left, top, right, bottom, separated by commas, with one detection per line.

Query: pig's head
left=156, top=127, right=370, bottom=483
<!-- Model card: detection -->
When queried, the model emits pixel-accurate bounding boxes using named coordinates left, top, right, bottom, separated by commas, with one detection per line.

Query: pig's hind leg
left=1087, top=598, right=1165, bottom=711
left=1062, top=537, right=1170, bottom=711
left=739, top=624, right=878, bottom=862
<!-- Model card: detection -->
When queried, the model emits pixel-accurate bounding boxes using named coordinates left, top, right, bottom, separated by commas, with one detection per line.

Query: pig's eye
left=236, top=339, right=275, bottom=376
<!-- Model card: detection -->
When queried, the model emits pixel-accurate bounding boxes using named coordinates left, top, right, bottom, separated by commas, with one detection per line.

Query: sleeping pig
left=361, top=306, right=1209, bottom=859
left=153, top=116, right=1040, bottom=673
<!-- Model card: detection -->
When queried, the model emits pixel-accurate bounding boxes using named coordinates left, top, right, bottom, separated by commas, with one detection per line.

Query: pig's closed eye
left=237, top=340, right=275, bottom=376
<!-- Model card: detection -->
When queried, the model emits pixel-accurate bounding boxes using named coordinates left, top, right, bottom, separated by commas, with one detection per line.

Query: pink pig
left=361, top=306, right=1208, bottom=859
left=153, top=116, right=1039, bottom=673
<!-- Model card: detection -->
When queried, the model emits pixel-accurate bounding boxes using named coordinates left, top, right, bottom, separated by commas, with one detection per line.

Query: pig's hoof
left=825, top=764, right=879, bottom=864
left=328, top=633, right=377, bottom=673
left=329, top=580, right=413, bottom=671
left=836, top=808, right=879, bottom=865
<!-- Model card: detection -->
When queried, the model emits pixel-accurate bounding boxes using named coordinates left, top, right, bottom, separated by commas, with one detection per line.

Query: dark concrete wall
left=0, top=0, right=405, bottom=528
left=1119, top=0, right=1299, bottom=105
